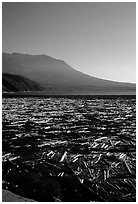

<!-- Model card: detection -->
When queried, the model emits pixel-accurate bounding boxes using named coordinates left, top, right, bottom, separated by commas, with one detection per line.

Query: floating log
left=60, top=151, right=67, bottom=163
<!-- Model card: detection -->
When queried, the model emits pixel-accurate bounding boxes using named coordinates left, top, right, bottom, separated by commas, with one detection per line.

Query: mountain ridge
left=3, top=52, right=135, bottom=84
left=2, top=73, right=45, bottom=92
left=2, top=52, right=136, bottom=95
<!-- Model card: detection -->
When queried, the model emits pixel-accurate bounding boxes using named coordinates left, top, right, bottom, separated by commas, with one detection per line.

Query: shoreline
left=2, top=189, right=36, bottom=202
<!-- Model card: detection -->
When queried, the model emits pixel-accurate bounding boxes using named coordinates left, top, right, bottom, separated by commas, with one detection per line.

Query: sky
left=2, top=2, right=136, bottom=83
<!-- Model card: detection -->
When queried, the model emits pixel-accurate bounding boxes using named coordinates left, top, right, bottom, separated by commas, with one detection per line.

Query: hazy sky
left=2, top=2, right=136, bottom=83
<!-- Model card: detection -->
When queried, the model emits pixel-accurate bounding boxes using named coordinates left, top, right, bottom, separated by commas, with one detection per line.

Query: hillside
left=2, top=73, right=44, bottom=92
left=2, top=52, right=136, bottom=95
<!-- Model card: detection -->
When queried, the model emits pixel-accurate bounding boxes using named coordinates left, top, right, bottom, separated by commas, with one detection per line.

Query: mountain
left=2, top=73, right=44, bottom=92
left=2, top=52, right=136, bottom=95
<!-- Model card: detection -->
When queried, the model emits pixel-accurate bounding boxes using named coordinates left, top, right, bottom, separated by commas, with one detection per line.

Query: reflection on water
left=2, top=96, right=136, bottom=201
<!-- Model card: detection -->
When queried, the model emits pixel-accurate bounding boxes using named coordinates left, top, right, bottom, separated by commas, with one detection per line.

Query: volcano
left=2, top=52, right=136, bottom=95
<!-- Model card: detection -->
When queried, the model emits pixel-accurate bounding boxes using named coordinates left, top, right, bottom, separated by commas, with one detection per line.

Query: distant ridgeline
left=2, top=52, right=136, bottom=95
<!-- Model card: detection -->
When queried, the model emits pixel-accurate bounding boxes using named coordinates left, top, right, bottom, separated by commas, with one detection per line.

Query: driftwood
left=3, top=159, right=105, bottom=202
left=2, top=96, right=136, bottom=201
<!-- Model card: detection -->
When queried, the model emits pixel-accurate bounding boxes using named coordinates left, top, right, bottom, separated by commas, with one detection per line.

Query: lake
left=2, top=96, right=136, bottom=202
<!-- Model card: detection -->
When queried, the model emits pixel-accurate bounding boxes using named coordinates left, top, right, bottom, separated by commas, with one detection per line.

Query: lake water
left=2, top=96, right=136, bottom=201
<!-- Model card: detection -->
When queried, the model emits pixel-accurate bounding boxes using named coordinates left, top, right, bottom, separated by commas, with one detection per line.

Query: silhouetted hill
left=2, top=53, right=136, bottom=95
left=2, top=73, right=44, bottom=92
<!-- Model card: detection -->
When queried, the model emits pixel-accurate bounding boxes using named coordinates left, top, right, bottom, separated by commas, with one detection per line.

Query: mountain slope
left=2, top=52, right=136, bottom=95
left=2, top=73, right=45, bottom=92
